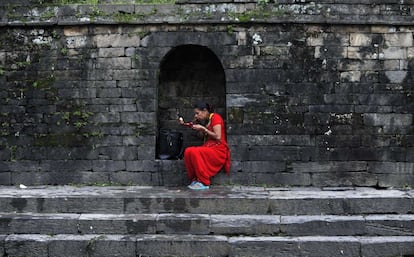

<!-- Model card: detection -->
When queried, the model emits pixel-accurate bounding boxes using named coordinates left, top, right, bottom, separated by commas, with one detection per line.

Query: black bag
left=158, top=129, right=183, bottom=160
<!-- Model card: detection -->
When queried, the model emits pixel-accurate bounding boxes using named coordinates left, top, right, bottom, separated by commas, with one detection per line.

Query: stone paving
left=1, top=185, right=414, bottom=256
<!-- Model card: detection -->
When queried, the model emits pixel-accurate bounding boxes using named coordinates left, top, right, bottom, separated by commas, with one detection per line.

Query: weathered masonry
left=0, top=0, right=413, bottom=187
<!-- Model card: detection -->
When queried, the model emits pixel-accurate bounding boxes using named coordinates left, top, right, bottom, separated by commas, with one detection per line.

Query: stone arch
left=157, top=44, right=226, bottom=158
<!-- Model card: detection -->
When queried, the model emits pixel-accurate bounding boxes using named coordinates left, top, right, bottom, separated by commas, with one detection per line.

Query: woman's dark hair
left=194, top=102, right=214, bottom=113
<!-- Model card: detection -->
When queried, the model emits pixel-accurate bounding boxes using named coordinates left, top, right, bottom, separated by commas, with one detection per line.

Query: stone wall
left=0, top=0, right=413, bottom=187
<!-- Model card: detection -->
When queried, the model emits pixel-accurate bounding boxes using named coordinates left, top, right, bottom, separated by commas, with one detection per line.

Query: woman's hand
left=192, top=124, right=206, bottom=132
left=178, top=116, right=184, bottom=125
left=192, top=124, right=222, bottom=140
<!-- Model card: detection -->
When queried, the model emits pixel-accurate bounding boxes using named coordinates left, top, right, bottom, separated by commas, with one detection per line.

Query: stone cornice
left=0, top=2, right=413, bottom=27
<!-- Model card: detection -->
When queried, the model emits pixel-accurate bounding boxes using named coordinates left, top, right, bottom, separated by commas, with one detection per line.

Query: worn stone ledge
left=0, top=185, right=413, bottom=215
left=1, top=234, right=414, bottom=257
left=0, top=3, right=413, bottom=27
left=2, top=212, right=414, bottom=236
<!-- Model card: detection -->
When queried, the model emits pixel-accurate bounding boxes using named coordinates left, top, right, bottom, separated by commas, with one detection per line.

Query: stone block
left=92, top=160, right=126, bottom=172
left=136, top=235, right=229, bottom=257
left=371, top=26, right=394, bottom=33
left=363, top=113, right=413, bottom=126
left=384, top=33, right=413, bottom=47
left=92, top=112, right=121, bottom=123
left=0, top=235, right=4, bottom=257
left=323, top=94, right=353, bottom=104
left=255, top=172, right=311, bottom=187
left=408, top=47, right=414, bottom=58
left=156, top=214, right=210, bottom=235
left=96, top=57, right=131, bottom=70
left=78, top=214, right=157, bottom=234
left=95, top=34, right=140, bottom=48
left=0, top=51, right=5, bottom=65
left=312, top=172, right=378, bottom=187
left=88, top=235, right=137, bottom=257
left=110, top=103, right=137, bottom=112
left=347, top=46, right=363, bottom=59
left=377, top=173, right=414, bottom=188
left=98, top=47, right=125, bottom=57
left=211, top=214, right=280, bottom=236
left=230, top=135, right=313, bottom=147
left=307, top=36, right=324, bottom=46
left=109, top=171, right=152, bottom=185
left=350, top=33, right=372, bottom=46
left=58, top=88, right=97, bottom=99
left=314, top=45, right=347, bottom=59
left=48, top=235, right=93, bottom=257
left=112, top=69, right=152, bottom=80
left=96, top=88, right=122, bottom=98
left=40, top=160, right=92, bottom=172
left=281, top=216, right=366, bottom=236
left=237, top=31, right=247, bottom=45
left=340, top=71, right=361, bottom=82
left=355, top=93, right=404, bottom=106
left=41, top=196, right=125, bottom=214
left=368, top=162, right=414, bottom=174
left=11, top=170, right=79, bottom=185
left=64, top=26, right=89, bottom=36
left=65, top=36, right=89, bottom=49
left=361, top=237, right=414, bottom=257
left=6, top=213, right=79, bottom=234
left=298, top=237, right=361, bottom=257
left=6, top=161, right=40, bottom=172
left=211, top=171, right=231, bottom=185
left=365, top=215, right=414, bottom=236
left=245, top=146, right=302, bottom=161
left=121, top=112, right=155, bottom=123
left=290, top=161, right=367, bottom=173
left=155, top=169, right=187, bottom=187
left=115, top=213, right=154, bottom=236
left=230, top=237, right=299, bottom=257
left=5, top=235, right=49, bottom=257
left=228, top=170, right=256, bottom=185
left=224, top=56, right=254, bottom=69
left=380, top=47, right=407, bottom=59
left=384, top=70, right=408, bottom=83
left=408, top=149, right=414, bottom=162
left=147, top=31, right=236, bottom=47
left=126, top=160, right=158, bottom=172
left=0, top=172, right=11, bottom=185
left=125, top=47, right=136, bottom=57
left=241, top=161, right=286, bottom=173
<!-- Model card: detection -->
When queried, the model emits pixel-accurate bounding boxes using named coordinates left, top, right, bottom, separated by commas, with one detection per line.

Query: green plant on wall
left=39, top=0, right=175, bottom=5
left=60, top=47, right=69, bottom=56
left=0, top=113, right=10, bottom=137
left=57, top=0, right=99, bottom=4
left=257, top=0, right=269, bottom=7
left=61, top=107, right=93, bottom=129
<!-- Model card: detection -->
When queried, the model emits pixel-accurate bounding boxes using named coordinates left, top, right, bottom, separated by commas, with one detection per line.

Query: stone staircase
left=1, top=186, right=414, bottom=257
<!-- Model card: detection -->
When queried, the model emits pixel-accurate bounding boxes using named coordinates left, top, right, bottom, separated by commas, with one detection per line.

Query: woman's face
left=193, top=108, right=209, bottom=121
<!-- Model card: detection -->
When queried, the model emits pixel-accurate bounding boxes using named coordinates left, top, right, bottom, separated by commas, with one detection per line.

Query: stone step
left=1, top=213, right=414, bottom=237
left=2, top=234, right=414, bottom=257
left=1, top=186, right=413, bottom=215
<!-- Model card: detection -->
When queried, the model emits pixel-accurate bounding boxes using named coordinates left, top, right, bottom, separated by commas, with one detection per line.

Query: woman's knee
left=184, top=147, right=197, bottom=157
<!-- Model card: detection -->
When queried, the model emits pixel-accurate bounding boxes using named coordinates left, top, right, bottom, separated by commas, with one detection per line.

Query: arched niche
left=157, top=44, right=226, bottom=158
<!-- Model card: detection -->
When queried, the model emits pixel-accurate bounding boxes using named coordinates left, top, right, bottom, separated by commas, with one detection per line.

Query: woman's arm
left=192, top=124, right=221, bottom=140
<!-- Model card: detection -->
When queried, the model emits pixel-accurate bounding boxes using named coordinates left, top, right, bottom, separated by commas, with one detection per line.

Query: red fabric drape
left=184, top=113, right=231, bottom=186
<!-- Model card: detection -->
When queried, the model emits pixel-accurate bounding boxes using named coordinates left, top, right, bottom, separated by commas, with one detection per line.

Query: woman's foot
left=188, top=180, right=198, bottom=188
left=188, top=181, right=209, bottom=190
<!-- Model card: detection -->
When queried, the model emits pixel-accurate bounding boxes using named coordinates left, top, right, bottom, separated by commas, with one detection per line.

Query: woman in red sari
left=181, top=102, right=230, bottom=190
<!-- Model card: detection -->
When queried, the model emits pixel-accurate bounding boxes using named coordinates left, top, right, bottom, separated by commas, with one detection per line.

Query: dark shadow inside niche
left=157, top=44, right=226, bottom=159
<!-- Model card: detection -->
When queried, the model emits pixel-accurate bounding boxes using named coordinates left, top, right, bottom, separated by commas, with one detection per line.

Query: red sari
left=184, top=113, right=231, bottom=186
